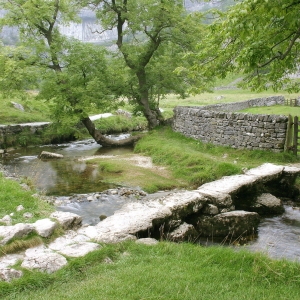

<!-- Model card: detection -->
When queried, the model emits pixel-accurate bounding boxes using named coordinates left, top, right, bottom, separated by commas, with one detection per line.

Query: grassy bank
left=1, top=241, right=300, bottom=299
left=134, top=127, right=299, bottom=189
left=0, top=174, right=54, bottom=225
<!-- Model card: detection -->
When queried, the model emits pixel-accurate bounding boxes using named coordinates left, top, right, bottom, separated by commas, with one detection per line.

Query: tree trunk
left=81, top=117, right=142, bottom=147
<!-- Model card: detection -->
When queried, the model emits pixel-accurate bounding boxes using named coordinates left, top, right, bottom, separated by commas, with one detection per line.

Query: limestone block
left=50, top=211, right=82, bottom=229
left=167, top=223, right=198, bottom=242
left=21, top=246, right=67, bottom=273
left=0, top=268, right=23, bottom=282
left=196, top=210, right=260, bottom=237
left=0, top=223, right=34, bottom=245
left=250, top=193, right=284, bottom=215
left=57, top=242, right=100, bottom=257
left=33, top=218, right=57, bottom=238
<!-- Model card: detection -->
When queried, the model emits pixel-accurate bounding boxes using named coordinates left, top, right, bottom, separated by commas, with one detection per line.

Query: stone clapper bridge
left=0, top=163, right=300, bottom=281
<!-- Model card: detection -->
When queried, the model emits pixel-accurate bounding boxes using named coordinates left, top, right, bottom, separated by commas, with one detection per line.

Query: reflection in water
left=1, top=139, right=133, bottom=195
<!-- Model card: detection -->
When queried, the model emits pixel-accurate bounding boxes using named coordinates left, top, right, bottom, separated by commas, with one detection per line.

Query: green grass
left=87, top=153, right=184, bottom=193
left=134, top=127, right=299, bottom=188
left=0, top=173, right=54, bottom=224
left=239, top=105, right=300, bottom=116
left=0, top=92, right=52, bottom=125
left=1, top=241, right=300, bottom=299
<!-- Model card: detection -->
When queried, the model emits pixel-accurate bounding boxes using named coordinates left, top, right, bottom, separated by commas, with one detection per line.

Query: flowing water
left=1, top=138, right=300, bottom=262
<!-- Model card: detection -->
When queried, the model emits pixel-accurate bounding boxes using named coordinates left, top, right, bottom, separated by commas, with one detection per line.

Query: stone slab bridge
left=1, top=163, right=300, bottom=280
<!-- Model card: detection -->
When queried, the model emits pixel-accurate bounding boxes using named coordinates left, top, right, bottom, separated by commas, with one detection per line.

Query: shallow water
left=1, top=137, right=132, bottom=196
left=1, top=139, right=300, bottom=262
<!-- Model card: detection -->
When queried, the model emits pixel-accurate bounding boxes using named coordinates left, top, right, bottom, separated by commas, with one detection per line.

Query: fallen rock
left=250, top=193, right=284, bottom=215
left=33, top=218, right=57, bottom=238
left=39, top=151, right=64, bottom=159
left=21, top=246, right=67, bottom=273
left=196, top=210, right=260, bottom=238
left=167, top=223, right=198, bottom=242
left=50, top=211, right=82, bottom=230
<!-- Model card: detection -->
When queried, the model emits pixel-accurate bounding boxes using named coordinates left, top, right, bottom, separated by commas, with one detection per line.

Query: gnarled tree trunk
left=81, top=117, right=142, bottom=147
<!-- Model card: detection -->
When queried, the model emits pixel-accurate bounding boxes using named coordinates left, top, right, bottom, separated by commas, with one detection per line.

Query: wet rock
left=50, top=211, right=82, bottom=229
left=167, top=223, right=198, bottom=242
left=39, top=151, right=64, bottom=159
left=99, top=214, right=107, bottom=221
left=0, top=223, right=34, bottom=245
left=250, top=193, right=284, bottom=215
left=136, top=238, right=159, bottom=246
left=196, top=211, right=260, bottom=238
left=33, top=218, right=57, bottom=238
left=21, top=245, right=67, bottom=273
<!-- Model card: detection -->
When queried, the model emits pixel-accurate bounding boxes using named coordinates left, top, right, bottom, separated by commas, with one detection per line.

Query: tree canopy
left=189, top=0, right=300, bottom=92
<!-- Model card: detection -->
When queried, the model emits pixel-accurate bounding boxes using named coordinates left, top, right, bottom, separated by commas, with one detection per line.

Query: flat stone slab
left=21, top=245, right=67, bottom=273
left=57, top=242, right=100, bottom=257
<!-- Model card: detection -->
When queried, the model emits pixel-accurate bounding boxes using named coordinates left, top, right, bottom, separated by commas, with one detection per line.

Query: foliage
left=188, top=0, right=300, bottom=92
left=1, top=241, right=300, bottom=299
left=90, top=0, right=211, bottom=128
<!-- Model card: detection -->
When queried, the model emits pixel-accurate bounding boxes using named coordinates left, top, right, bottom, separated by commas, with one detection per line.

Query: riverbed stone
left=250, top=193, right=284, bottom=215
left=39, top=151, right=64, bottom=159
left=0, top=223, right=34, bottom=245
left=167, top=223, right=198, bottom=242
left=196, top=211, right=260, bottom=237
left=33, top=218, right=57, bottom=238
left=21, top=245, right=67, bottom=273
left=50, top=211, right=82, bottom=229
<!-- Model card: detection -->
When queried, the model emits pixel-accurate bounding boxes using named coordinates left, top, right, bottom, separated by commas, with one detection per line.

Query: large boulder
left=250, top=193, right=284, bottom=215
left=196, top=210, right=260, bottom=238
left=167, top=223, right=198, bottom=242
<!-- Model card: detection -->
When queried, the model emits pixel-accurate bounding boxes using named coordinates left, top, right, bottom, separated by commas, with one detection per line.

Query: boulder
left=196, top=210, right=260, bottom=238
left=39, top=151, right=64, bottom=159
left=167, top=223, right=198, bottom=242
left=33, top=218, right=57, bottom=238
left=0, top=215, right=12, bottom=225
left=250, top=193, right=284, bottom=215
left=21, top=245, right=67, bottom=273
left=0, top=223, right=34, bottom=245
left=50, top=211, right=82, bottom=229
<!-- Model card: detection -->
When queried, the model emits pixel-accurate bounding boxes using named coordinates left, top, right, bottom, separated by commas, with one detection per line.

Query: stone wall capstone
left=172, top=96, right=288, bottom=152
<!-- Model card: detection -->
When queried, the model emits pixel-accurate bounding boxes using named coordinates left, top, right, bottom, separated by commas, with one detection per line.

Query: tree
left=189, top=0, right=300, bottom=92
left=90, top=0, right=210, bottom=129
left=0, top=0, right=140, bottom=146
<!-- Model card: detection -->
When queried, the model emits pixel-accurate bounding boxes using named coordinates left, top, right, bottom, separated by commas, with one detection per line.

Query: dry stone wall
left=172, top=96, right=288, bottom=152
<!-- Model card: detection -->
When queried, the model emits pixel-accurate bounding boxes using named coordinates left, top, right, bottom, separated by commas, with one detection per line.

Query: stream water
left=1, top=138, right=300, bottom=262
